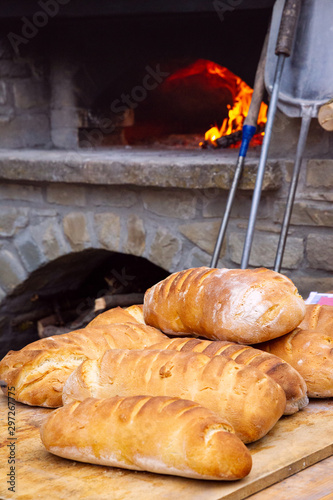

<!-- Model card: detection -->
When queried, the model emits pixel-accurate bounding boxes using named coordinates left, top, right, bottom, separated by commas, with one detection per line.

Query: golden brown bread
left=143, top=267, right=306, bottom=344
left=124, top=304, right=145, bottom=324
left=62, top=348, right=286, bottom=443
left=88, top=305, right=145, bottom=327
left=257, top=327, right=333, bottom=398
left=0, top=322, right=167, bottom=408
left=298, top=304, right=333, bottom=334
left=147, top=337, right=308, bottom=415
left=40, top=396, right=252, bottom=480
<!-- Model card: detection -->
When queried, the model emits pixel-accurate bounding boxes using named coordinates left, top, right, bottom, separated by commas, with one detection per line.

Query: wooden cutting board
left=0, top=395, right=333, bottom=500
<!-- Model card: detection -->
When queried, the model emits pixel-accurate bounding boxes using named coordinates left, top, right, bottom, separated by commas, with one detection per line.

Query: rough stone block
left=46, top=184, right=86, bottom=207
left=0, top=149, right=282, bottom=190
left=239, top=161, right=282, bottom=191
left=195, top=188, right=223, bottom=216
left=90, top=187, right=138, bottom=207
left=202, top=192, right=269, bottom=219
left=229, top=231, right=304, bottom=269
left=149, top=227, right=181, bottom=270
left=94, top=212, right=121, bottom=251
left=0, top=184, right=42, bottom=202
left=178, top=221, right=226, bottom=257
left=0, top=113, right=51, bottom=148
left=274, top=201, right=333, bottom=227
left=30, top=220, right=69, bottom=262
left=123, top=215, right=145, bottom=256
left=13, top=80, right=47, bottom=109
left=30, top=209, right=58, bottom=220
left=184, top=247, right=212, bottom=269
left=50, top=108, right=78, bottom=149
left=306, top=159, right=333, bottom=189
left=270, top=112, right=330, bottom=158
left=0, top=249, right=28, bottom=292
left=0, top=207, right=29, bottom=236
left=307, top=233, right=333, bottom=271
left=63, top=212, right=91, bottom=251
left=14, top=228, right=46, bottom=272
left=51, top=126, right=78, bottom=149
left=142, top=190, right=196, bottom=219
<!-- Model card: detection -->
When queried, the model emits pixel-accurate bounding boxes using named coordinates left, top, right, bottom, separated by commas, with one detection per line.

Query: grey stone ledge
left=0, top=148, right=282, bottom=191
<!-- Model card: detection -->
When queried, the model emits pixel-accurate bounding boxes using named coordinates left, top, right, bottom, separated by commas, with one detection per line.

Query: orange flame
left=202, top=61, right=267, bottom=147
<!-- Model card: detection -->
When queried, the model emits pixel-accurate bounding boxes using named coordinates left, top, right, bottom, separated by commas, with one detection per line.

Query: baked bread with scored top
left=40, top=395, right=252, bottom=480
left=298, top=303, right=333, bottom=334
left=146, top=337, right=308, bottom=415
left=143, top=267, right=306, bottom=344
left=88, top=305, right=145, bottom=327
left=62, top=348, right=286, bottom=443
left=257, top=326, right=333, bottom=398
left=0, top=322, right=167, bottom=408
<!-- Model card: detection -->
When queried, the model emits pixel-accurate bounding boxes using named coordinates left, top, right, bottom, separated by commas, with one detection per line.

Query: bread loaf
left=88, top=305, right=145, bottom=327
left=143, top=267, right=306, bottom=344
left=0, top=322, right=167, bottom=408
left=147, top=337, right=308, bottom=415
left=40, top=396, right=252, bottom=480
left=257, top=327, right=333, bottom=398
left=62, top=348, right=286, bottom=443
left=125, top=304, right=145, bottom=324
left=298, top=304, right=333, bottom=334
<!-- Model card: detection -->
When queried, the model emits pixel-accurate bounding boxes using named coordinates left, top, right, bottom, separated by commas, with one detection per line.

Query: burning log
left=200, top=123, right=266, bottom=149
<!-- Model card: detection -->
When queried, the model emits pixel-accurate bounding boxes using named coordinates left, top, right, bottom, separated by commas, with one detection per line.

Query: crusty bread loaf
left=147, top=337, right=308, bottom=415
left=298, top=304, right=333, bottom=334
left=40, top=396, right=252, bottom=480
left=88, top=305, right=144, bottom=327
left=63, top=348, right=286, bottom=443
left=125, top=304, right=145, bottom=324
left=143, top=267, right=306, bottom=344
left=257, top=327, right=333, bottom=398
left=0, top=322, right=167, bottom=408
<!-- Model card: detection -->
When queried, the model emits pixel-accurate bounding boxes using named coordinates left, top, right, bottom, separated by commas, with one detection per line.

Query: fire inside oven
left=83, top=59, right=268, bottom=149
left=73, top=6, right=272, bottom=151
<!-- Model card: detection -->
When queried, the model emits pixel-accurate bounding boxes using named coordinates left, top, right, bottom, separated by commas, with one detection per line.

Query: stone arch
left=0, top=245, right=169, bottom=357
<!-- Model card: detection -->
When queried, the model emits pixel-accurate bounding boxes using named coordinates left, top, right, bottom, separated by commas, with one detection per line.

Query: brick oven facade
left=0, top=3, right=333, bottom=353
left=0, top=149, right=332, bottom=304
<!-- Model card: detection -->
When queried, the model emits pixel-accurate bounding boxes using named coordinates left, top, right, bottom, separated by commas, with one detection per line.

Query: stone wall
left=0, top=149, right=332, bottom=312
left=0, top=39, right=51, bottom=148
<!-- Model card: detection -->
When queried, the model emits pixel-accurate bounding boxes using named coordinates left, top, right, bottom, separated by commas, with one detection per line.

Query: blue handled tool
left=210, top=28, right=269, bottom=268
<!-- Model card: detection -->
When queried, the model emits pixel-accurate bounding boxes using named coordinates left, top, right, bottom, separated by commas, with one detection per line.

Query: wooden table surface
left=249, top=455, right=333, bottom=499
left=1, top=395, right=333, bottom=500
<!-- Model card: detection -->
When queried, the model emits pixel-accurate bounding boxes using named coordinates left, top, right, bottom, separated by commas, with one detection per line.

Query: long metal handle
left=241, top=54, right=285, bottom=269
left=210, top=155, right=245, bottom=268
left=210, top=28, right=269, bottom=268
left=274, top=110, right=312, bottom=272
left=240, top=0, right=301, bottom=269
